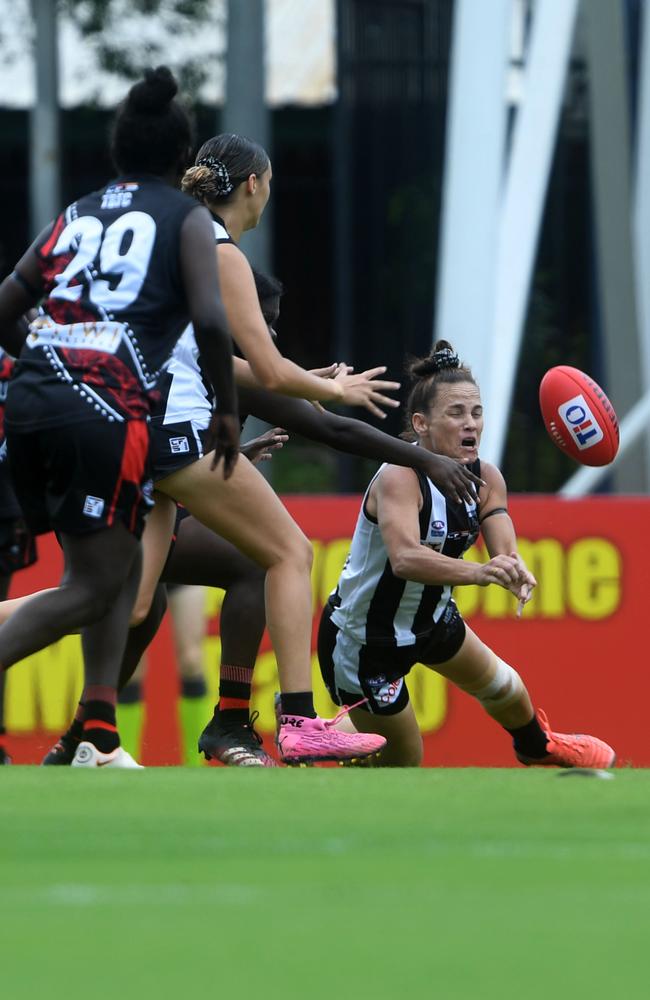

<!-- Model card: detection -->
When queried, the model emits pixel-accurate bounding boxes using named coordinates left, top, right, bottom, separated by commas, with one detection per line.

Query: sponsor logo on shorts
left=83, top=496, right=105, bottom=518
left=169, top=436, right=190, bottom=454
left=558, top=394, right=604, bottom=450
left=366, top=674, right=403, bottom=706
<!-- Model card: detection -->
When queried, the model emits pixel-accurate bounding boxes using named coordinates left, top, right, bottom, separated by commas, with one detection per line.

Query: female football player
left=0, top=67, right=239, bottom=768
left=317, top=342, right=617, bottom=769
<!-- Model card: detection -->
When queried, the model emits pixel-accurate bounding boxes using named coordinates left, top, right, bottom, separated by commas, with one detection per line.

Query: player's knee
left=278, top=528, right=313, bottom=574
left=74, top=588, right=115, bottom=626
left=129, top=595, right=152, bottom=628
left=465, top=657, right=524, bottom=712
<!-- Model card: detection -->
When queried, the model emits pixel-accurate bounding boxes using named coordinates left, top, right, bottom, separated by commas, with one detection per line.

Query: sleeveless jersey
left=153, top=214, right=234, bottom=429
left=8, top=176, right=198, bottom=430
left=330, top=462, right=481, bottom=646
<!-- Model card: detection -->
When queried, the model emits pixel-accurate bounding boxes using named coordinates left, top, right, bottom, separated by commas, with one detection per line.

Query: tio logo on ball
left=558, top=394, right=604, bottom=450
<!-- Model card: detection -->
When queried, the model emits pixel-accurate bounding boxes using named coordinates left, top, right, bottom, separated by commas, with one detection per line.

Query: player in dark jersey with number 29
left=0, top=67, right=239, bottom=768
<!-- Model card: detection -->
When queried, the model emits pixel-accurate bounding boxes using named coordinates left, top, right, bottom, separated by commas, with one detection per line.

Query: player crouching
left=317, top=343, right=615, bottom=769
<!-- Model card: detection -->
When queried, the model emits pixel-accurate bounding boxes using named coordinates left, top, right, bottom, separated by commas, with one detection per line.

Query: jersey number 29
left=50, top=213, right=156, bottom=313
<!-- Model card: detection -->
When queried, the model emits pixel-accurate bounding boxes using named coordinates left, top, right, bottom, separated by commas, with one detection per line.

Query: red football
left=539, top=365, right=619, bottom=466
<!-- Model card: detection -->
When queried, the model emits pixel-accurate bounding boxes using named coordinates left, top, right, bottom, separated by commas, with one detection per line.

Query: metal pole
left=223, top=0, right=272, bottom=462
left=30, top=0, right=60, bottom=237
left=223, top=0, right=270, bottom=273
left=585, top=0, right=645, bottom=491
left=481, top=0, right=579, bottom=464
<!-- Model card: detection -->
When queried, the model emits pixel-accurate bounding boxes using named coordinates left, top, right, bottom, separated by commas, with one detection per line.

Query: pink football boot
left=276, top=705, right=386, bottom=765
left=516, top=709, right=616, bottom=769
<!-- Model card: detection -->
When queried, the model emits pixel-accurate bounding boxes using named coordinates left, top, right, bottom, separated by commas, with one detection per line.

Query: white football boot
left=71, top=741, right=144, bottom=769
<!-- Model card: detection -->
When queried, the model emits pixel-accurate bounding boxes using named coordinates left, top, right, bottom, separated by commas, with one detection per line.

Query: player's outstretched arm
left=219, top=245, right=400, bottom=414
left=237, top=384, right=481, bottom=505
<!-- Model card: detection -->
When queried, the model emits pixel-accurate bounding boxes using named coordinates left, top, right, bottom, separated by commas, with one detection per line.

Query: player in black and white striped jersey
left=318, top=342, right=616, bottom=770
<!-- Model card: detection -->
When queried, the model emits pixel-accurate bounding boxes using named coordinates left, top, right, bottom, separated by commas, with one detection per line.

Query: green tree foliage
left=59, top=0, right=225, bottom=98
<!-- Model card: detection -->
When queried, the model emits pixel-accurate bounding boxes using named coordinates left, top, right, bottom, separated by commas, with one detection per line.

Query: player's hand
left=206, top=412, right=240, bottom=478
left=510, top=551, right=537, bottom=617
left=241, top=427, right=288, bottom=465
left=310, top=362, right=346, bottom=379
left=334, top=365, right=401, bottom=419
left=309, top=363, right=350, bottom=411
left=423, top=453, right=485, bottom=505
left=473, top=555, right=521, bottom=590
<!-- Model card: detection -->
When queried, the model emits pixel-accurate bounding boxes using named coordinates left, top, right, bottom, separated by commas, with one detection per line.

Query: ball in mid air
left=539, top=365, right=619, bottom=466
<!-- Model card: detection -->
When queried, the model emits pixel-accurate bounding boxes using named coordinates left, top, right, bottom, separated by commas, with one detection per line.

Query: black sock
left=118, top=681, right=142, bottom=705
left=507, top=715, right=548, bottom=759
left=218, top=664, right=253, bottom=722
left=182, top=678, right=207, bottom=699
left=281, top=691, right=316, bottom=719
left=82, top=699, right=120, bottom=754
left=59, top=703, right=85, bottom=749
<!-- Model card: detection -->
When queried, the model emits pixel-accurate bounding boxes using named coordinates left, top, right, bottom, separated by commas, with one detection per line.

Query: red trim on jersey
left=107, top=420, right=150, bottom=531
left=39, top=214, right=66, bottom=259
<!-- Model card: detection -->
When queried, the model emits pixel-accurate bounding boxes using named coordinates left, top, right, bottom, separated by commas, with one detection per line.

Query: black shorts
left=0, top=517, right=37, bottom=576
left=7, top=419, right=153, bottom=539
left=150, top=419, right=210, bottom=481
left=318, top=599, right=466, bottom=716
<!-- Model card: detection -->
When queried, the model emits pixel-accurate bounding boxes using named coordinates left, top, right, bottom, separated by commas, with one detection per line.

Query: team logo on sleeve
left=83, top=496, right=105, bottom=518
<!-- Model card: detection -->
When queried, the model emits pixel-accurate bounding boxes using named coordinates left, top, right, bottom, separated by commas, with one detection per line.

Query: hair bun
left=128, top=66, right=178, bottom=114
left=430, top=346, right=460, bottom=372
left=409, top=341, right=460, bottom=379
left=196, top=155, right=234, bottom=196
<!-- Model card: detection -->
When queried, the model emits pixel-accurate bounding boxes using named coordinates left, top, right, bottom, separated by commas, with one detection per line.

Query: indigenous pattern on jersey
left=330, top=462, right=480, bottom=647
left=150, top=215, right=234, bottom=476
left=7, top=177, right=198, bottom=431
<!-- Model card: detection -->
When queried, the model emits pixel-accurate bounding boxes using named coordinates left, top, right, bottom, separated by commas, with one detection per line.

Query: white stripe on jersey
left=160, top=326, right=212, bottom=429
left=156, top=217, right=232, bottom=429
left=331, top=466, right=475, bottom=646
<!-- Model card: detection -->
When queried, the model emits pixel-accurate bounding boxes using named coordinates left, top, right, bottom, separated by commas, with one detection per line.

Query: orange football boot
left=516, top=709, right=616, bottom=769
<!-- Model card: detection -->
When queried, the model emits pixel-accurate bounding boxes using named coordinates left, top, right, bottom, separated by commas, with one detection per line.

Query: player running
left=39, top=267, right=483, bottom=766
left=0, top=67, right=239, bottom=768
left=318, top=342, right=616, bottom=768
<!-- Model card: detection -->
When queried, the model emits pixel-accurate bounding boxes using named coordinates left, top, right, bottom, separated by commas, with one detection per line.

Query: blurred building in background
left=0, top=0, right=648, bottom=493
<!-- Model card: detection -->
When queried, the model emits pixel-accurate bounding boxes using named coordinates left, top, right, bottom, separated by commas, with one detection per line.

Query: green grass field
left=2, top=768, right=649, bottom=999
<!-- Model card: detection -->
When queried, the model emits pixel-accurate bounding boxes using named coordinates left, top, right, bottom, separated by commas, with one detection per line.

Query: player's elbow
left=391, top=552, right=414, bottom=580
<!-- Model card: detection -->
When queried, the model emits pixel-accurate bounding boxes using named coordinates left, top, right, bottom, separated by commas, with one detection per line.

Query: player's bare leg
left=429, top=626, right=615, bottom=769
left=345, top=702, right=423, bottom=767
left=156, top=454, right=385, bottom=764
